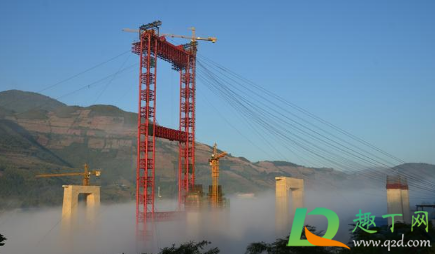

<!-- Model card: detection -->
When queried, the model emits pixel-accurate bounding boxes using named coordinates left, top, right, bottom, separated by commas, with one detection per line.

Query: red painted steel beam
left=146, top=211, right=186, bottom=222
left=155, top=125, right=188, bottom=142
left=133, top=35, right=190, bottom=71
left=140, top=124, right=188, bottom=142
left=386, top=183, right=409, bottom=190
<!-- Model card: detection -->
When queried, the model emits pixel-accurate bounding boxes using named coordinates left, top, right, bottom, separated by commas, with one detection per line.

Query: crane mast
left=209, top=143, right=227, bottom=207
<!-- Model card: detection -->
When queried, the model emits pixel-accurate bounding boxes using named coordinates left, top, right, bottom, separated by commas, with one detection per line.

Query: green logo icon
left=287, top=207, right=349, bottom=249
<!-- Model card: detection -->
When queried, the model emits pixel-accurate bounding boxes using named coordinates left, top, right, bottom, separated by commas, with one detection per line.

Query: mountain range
left=0, top=90, right=433, bottom=209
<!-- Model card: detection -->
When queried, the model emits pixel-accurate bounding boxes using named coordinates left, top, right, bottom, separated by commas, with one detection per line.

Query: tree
left=143, top=240, right=219, bottom=254
left=245, top=225, right=338, bottom=254
left=0, top=234, right=6, bottom=247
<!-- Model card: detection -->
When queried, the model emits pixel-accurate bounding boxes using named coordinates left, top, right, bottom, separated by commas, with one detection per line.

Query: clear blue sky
left=0, top=0, right=434, bottom=165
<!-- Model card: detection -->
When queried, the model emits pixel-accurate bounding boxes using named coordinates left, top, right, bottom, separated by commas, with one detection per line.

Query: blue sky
left=0, top=0, right=434, bottom=165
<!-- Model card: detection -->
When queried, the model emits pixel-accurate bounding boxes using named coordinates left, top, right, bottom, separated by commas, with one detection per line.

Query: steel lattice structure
left=132, top=21, right=196, bottom=239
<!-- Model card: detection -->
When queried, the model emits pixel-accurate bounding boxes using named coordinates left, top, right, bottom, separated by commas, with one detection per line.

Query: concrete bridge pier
left=386, top=176, right=410, bottom=225
left=61, top=185, right=100, bottom=231
left=275, top=177, right=304, bottom=237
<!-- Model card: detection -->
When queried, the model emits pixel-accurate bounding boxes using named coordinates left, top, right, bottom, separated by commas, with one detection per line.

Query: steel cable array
left=196, top=56, right=434, bottom=199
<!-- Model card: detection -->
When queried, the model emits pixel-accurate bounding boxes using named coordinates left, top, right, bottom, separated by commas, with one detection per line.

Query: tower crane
left=209, top=143, right=227, bottom=206
left=35, top=163, right=101, bottom=186
left=123, top=27, right=217, bottom=43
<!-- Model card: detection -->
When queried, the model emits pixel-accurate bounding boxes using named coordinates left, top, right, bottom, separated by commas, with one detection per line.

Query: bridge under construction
left=23, top=18, right=435, bottom=250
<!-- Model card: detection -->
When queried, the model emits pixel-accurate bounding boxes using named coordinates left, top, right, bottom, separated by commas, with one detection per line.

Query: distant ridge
left=0, top=90, right=66, bottom=113
left=0, top=90, right=433, bottom=209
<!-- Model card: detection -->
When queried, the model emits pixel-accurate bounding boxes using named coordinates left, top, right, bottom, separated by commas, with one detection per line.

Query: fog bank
left=0, top=187, right=394, bottom=254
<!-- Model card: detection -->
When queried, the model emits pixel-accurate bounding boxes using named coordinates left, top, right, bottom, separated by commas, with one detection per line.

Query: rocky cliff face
left=8, top=107, right=135, bottom=150
left=0, top=90, right=350, bottom=208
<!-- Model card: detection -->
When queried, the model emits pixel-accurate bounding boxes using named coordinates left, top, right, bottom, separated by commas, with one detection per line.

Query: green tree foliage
left=0, top=234, right=6, bottom=247
left=143, top=240, right=219, bottom=254
left=245, top=225, right=337, bottom=254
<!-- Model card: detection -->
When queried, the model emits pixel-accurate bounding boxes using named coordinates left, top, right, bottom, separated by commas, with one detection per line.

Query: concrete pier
left=275, top=177, right=304, bottom=236
left=61, top=185, right=100, bottom=230
left=386, top=176, right=410, bottom=225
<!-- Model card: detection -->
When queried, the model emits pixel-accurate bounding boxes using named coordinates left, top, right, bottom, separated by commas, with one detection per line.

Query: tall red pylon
left=131, top=21, right=198, bottom=240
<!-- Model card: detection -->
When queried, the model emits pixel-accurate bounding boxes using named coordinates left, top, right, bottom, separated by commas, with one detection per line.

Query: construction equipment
left=209, top=143, right=227, bottom=206
left=162, top=27, right=217, bottom=43
left=123, top=27, right=217, bottom=43
left=36, top=164, right=101, bottom=186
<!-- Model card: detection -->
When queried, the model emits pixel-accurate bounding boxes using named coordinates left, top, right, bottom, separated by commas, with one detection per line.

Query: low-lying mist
left=0, top=187, right=400, bottom=254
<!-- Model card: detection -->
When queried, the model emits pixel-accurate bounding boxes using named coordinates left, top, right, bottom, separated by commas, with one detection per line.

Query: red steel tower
left=130, top=21, right=215, bottom=239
